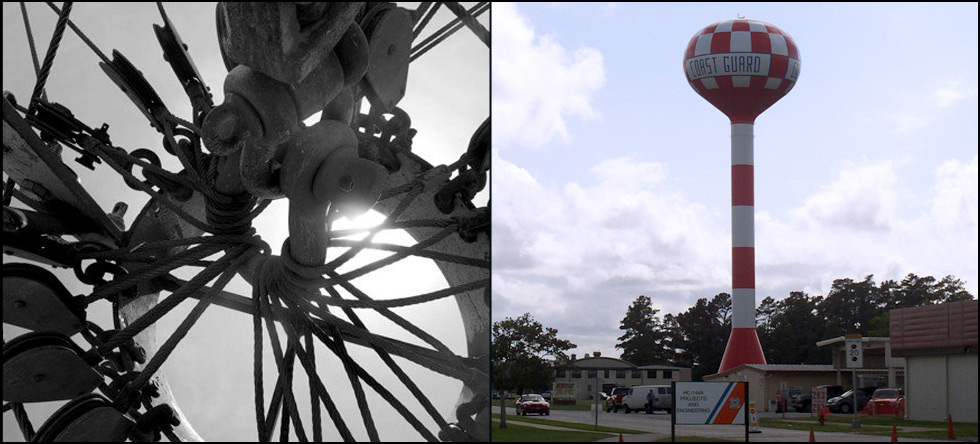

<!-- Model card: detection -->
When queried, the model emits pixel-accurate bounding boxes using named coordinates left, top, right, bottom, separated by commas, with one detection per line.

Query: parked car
left=606, top=387, right=630, bottom=413
left=622, top=385, right=672, bottom=414
left=791, top=385, right=844, bottom=412
left=866, top=388, right=904, bottom=416
left=776, top=388, right=802, bottom=413
left=516, top=394, right=550, bottom=416
left=827, top=389, right=870, bottom=414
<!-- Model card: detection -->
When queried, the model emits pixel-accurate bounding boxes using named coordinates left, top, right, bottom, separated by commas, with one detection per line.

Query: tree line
left=491, top=273, right=974, bottom=394
left=618, top=273, right=974, bottom=381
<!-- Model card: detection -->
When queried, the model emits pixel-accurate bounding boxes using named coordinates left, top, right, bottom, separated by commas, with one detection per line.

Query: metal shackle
left=279, top=119, right=387, bottom=266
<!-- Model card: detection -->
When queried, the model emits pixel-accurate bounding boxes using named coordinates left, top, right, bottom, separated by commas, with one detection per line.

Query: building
left=815, top=336, right=906, bottom=389
left=890, top=300, right=977, bottom=423
left=705, top=336, right=906, bottom=412
left=553, top=352, right=692, bottom=400
left=704, top=364, right=838, bottom=412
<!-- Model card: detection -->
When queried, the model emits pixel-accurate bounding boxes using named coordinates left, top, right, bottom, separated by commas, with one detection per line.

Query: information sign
left=674, top=382, right=747, bottom=425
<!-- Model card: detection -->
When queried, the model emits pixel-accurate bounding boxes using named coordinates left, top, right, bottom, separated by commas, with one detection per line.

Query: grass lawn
left=491, top=421, right=615, bottom=442
left=760, top=416, right=978, bottom=440
left=492, top=413, right=646, bottom=435
left=651, top=437, right=743, bottom=442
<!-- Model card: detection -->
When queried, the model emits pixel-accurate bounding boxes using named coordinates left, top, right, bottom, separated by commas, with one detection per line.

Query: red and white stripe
left=718, top=123, right=767, bottom=373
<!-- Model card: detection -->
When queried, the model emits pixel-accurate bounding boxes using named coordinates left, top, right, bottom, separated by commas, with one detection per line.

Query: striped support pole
left=718, top=123, right=767, bottom=373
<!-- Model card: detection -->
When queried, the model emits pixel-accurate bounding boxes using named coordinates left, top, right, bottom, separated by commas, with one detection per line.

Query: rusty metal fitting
left=313, top=152, right=387, bottom=219
left=277, top=120, right=387, bottom=266
left=221, top=65, right=298, bottom=144
left=216, top=2, right=363, bottom=85
left=201, top=95, right=262, bottom=155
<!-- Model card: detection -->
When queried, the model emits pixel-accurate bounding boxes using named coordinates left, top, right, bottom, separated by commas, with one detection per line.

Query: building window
left=571, top=370, right=581, bottom=379
left=647, top=370, right=657, bottom=379
left=616, top=370, right=626, bottom=379
left=556, top=369, right=565, bottom=378
left=632, top=370, right=641, bottom=379
left=588, top=370, right=597, bottom=379
left=604, top=370, right=611, bottom=379
left=663, top=370, right=673, bottom=379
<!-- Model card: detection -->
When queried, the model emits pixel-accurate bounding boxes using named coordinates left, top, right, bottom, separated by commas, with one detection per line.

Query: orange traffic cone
left=619, top=433, right=624, bottom=442
left=947, top=414, right=955, bottom=439
left=891, top=424, right=897, bottom=442
left=809, top=426, right=815, bottom=442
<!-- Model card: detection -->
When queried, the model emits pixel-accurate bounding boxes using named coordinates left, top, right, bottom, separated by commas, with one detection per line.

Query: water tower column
left=720, top=122, right=766, bottom=372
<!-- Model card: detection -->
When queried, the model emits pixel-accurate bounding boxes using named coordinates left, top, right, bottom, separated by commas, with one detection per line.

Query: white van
left=622, top=385, right=673, bottom=414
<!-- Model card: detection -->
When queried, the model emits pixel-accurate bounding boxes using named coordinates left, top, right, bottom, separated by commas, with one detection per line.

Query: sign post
left=845, top=334, right=863, bottom=429
left=673, top=381, right=749, bottom=442
left=594, top=374, right=601, bottom=431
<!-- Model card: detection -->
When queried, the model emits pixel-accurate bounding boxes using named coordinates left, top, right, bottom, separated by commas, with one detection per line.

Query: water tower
left=683, top=18, right=801, bottom=373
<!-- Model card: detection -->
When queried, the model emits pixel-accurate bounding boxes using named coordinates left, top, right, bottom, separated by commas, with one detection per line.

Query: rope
left=327, top=238, right=489, bottom=268
left=444, top=2, right=489, bottom=47
left=253, top=280, right=267, bottom=442
left=412, top=2, right=441, bottom=40
left=284, top=302, right=440, bottom=442
left=84, top=238, right=234, bottom=304
left=336, top=300, right=453, bottom=434
left=129, top=244, right=256, bottom=390
left=43, top=2, right=111, bottom=65
left=12, top=403, right=36, bottom=441
left=19, top=2, right=42, bottom=78
left=410, top=2, right=489, bottom=62
left=304, top=331, right=322, bottom=442
left=29, top=1, right=73, bottom=111
left=98, top=242, right=246, bottom=351
left=259, top=290, right=343, bottom=441
left=319, top=279, right=489, bottom=310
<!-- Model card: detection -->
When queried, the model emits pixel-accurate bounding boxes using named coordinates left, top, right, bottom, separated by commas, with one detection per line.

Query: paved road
left=495, top=406, right=953, bottom=442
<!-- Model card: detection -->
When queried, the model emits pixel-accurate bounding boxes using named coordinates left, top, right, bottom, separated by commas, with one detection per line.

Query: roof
left=744, top=364, right=835, bottom=372
left=816, top=336, right=891, bottom=347
left=636, top=365, right=685, bottom=370
left=891, top=300, right=977, bottom=355
left=704, top=363, right=835, bottom=379
left=569, top=357, right=634, bottom=369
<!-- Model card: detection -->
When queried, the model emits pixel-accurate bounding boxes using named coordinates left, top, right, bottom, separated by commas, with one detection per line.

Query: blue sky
left=3, top=2, right=487, bottom=441
left=492, top=3, right=978, bottom=360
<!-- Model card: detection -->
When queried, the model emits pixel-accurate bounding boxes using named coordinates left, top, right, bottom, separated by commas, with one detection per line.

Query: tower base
left=718, top=327, right=766, bottom=373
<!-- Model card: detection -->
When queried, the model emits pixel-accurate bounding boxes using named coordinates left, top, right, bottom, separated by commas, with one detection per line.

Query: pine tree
left=616, top=295, right=670, bottom=366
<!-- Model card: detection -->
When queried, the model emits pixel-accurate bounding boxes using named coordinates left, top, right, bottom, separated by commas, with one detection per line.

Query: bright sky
left=492, top=3, right=978, bottom=361
left=3, top=2, right=487, bottom=441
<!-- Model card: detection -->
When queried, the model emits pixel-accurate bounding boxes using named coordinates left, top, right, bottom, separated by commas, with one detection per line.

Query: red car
left=866, top=388, right=904, bottom=416
left=516, top=394, right=550, bottom=416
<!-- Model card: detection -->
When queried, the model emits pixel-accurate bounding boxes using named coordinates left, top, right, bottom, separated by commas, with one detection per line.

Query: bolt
left=338, top=175, right=354, bottom=192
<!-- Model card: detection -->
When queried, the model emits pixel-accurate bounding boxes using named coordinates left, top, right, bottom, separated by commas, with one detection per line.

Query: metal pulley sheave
left=32, top=394, right=137, bottom=442
left=2, top=332, right=102, bottom=403
left=3, top=262, right=87, bottom=336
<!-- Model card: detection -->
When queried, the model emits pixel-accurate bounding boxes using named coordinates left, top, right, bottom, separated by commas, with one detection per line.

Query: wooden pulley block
left=2, top=332, right=103, bottom=403
left=32, top=393, right=136, bottom=442
left=3, top=263, right=85, bottom=336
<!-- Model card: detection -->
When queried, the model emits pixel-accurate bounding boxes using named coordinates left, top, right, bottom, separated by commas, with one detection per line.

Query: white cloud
left=491, top=3, right=605, bottom=149
left=492, top=150, right=729, bottom=317
left=494, top=154, right=978, bottom=358
left=792, top=161, right=898, bottom=232
left=932, top=80, right=979, bottom=108
left=932, top=155, right=979, bottom=241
